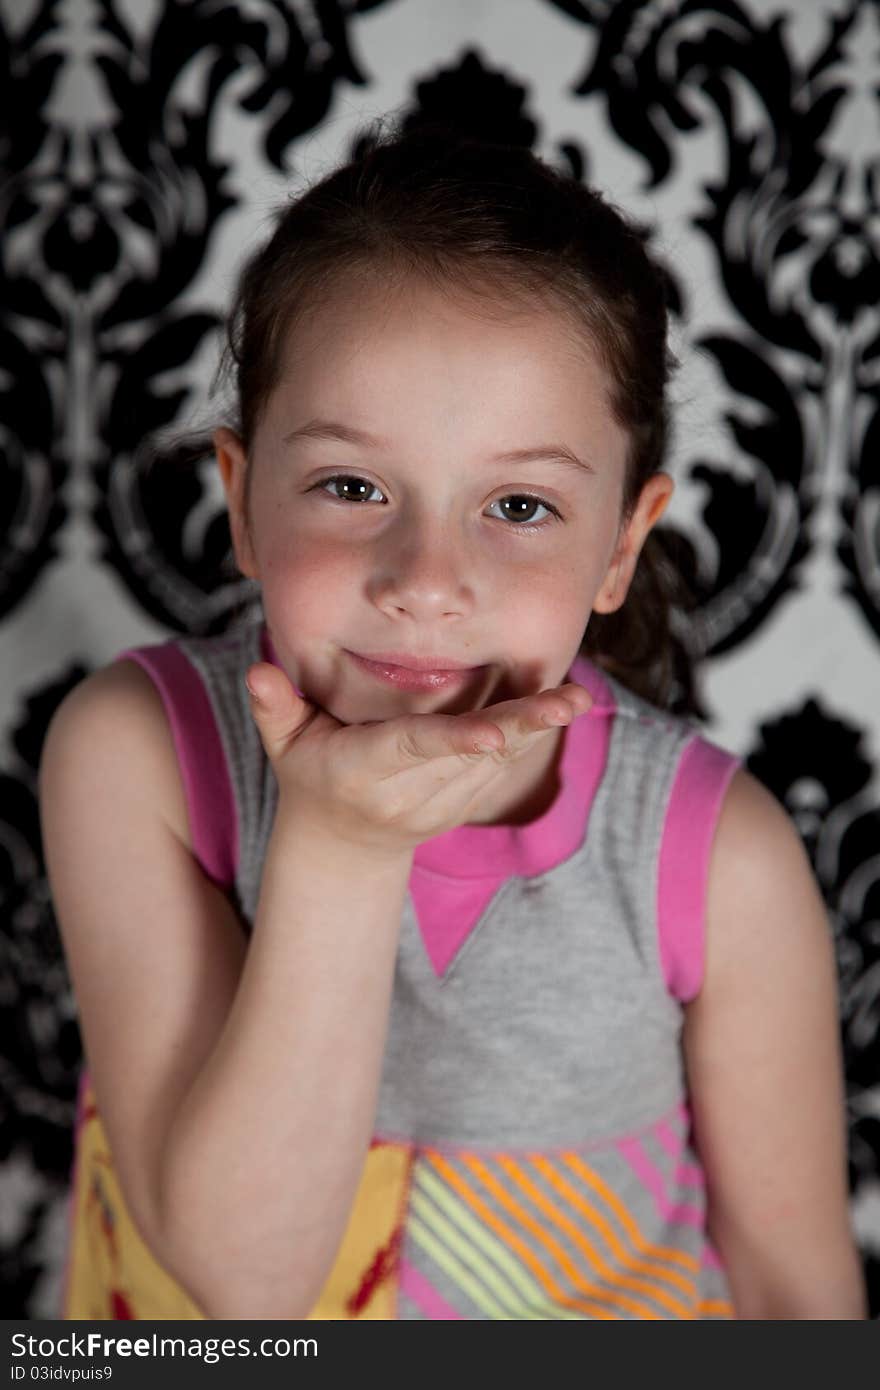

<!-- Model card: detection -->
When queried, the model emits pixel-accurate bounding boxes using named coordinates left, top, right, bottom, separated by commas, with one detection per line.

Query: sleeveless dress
left=62, top=618, right=742, bottom=1319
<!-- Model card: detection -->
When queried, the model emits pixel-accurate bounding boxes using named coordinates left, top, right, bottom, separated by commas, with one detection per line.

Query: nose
left=365, top=513, right=475, bottom=621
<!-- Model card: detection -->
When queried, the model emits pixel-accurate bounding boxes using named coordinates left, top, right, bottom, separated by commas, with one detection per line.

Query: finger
left=395, top=686, right=593, bottom=764
left=389, top=705, right=519, bottom=764
left=245, top=662, right=316, bottom=762
left=556, top=684, right=594, bottom=716
left=482, top=685, right=594, bottom=740
left=392, top=716, right=490, bottom=764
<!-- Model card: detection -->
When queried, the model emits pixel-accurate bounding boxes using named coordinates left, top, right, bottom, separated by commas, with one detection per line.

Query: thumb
left=245, top=662, right=314, bottom=763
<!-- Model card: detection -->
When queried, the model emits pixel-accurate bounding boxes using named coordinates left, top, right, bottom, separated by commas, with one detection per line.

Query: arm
left=682, top=769, right=867, bottom=1320
left=40, top=661, right=412, bottom=1321
left=160, top=806, right=413, bottom=1319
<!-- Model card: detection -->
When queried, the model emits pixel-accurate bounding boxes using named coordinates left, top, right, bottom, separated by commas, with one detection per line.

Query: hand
left=244, top=661, right=593, bottom=856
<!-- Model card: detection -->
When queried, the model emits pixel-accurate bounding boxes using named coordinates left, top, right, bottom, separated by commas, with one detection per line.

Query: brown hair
left=214, top=117, right=706, bottom=717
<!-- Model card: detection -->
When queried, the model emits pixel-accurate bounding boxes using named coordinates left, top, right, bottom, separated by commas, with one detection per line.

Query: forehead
left=271, top=270, right=615, bottom=424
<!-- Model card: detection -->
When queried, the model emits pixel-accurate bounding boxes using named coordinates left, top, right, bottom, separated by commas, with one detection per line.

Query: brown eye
left=488, top=494, right=559, bottom=527
left=315, top=475, right=384, bottom=503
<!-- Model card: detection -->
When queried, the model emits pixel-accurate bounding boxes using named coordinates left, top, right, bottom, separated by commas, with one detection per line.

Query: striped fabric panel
left=401, top=1144, right=733, bottom=1320
left=408, top=1163, right=584, bottom=1319
left=653, top=1119, right=705, bottom=1189
left=616, top=1133, right=705, bottom=1230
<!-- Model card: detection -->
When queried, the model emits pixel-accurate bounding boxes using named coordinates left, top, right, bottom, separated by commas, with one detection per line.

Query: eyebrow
left=281, top=419, right=596, bottom=475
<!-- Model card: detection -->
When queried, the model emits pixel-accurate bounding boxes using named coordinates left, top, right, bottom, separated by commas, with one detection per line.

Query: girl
left=41, top=121, right=865, bottom=1320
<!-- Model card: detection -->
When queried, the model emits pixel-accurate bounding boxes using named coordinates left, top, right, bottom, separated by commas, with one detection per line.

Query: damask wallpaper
left=1, top=0, right=879, bottom=1318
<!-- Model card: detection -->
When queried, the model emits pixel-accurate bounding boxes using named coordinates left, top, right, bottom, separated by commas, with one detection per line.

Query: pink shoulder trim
left=658, top=737, right=743, bottom=1002
left=114, top=644, right=237, bottom=889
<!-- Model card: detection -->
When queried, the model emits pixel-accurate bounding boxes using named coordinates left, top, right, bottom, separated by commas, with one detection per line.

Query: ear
left=593, top=472, right=674, bottom=615
left=214, top=427, right=259, bottom=580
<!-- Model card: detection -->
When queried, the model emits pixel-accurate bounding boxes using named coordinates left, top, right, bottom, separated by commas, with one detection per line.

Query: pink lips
left=347, top=650, right=483, bottom=692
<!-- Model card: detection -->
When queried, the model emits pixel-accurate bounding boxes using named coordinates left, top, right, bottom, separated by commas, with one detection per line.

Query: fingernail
left=245, top=676, right=262, bottom=702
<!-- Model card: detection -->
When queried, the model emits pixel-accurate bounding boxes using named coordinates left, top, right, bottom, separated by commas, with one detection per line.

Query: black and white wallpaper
left=2, top=0, right=879, bottom=1319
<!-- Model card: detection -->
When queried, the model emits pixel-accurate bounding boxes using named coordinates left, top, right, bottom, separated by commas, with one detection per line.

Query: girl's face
left=217, top=272, right=672, bottom=792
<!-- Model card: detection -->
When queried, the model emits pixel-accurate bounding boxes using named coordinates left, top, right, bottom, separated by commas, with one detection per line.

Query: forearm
left=158, top=811, right=413, bottom=1318
left=728, top=1235, right=868, bottom=1320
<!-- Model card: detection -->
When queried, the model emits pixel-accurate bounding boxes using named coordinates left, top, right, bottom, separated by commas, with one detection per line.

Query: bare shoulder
left=40, top=654, right=192, bottom=851
left=703, top=764, right=822, bottom=967
left=689, top=760, right=840, bottom=1048
left=710, top=763, right=794, bottom=860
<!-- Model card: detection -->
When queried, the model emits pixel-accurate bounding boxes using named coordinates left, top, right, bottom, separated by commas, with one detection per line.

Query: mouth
left=345, top=650, right=486, bottom=692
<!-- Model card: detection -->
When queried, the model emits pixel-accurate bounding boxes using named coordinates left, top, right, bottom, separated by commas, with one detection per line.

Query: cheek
left=258, top=532, right=363, bottom=633
left=261, top=529, right=358, bottom=586
left=507, top=553, right=594, bottom=611
left=495, top=567, right=592, bottom=664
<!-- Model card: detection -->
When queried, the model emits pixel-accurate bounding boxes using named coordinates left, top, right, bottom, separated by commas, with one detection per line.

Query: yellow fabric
left=308, top=1140, right=411, bottom=1319
left=63, top=1073, right=411, bottom=1320
left=63, top=1075, right=203, bottom=1320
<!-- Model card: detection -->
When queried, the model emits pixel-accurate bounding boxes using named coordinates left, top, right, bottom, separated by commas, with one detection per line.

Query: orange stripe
left=495, top=1156, right=681, bottom=1319
left=527, top=1155, right=696, bottom=1316
left=426, top=1152, right=617, bottom=1319
left=462, top=1155, right=661, bottom=1319
left=534, top=1156, right=697, bottom=1296
left=564, top=1153, right=699, bottom=1273
left=698, top=1298, right=734, bottom=1318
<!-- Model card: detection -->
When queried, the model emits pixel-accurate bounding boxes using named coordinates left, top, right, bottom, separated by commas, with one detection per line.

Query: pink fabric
left=114, top=643, right=238, bottom=888
left=616, top=1135, right=706, bottom=1229
left=654, top=1120, right=684, bottom=1158
left=398, top=1259, right=463, bottom=1319
left=121, top=624, right=741, bottom=1000
left=658, top=738, right=742, bottom=1002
